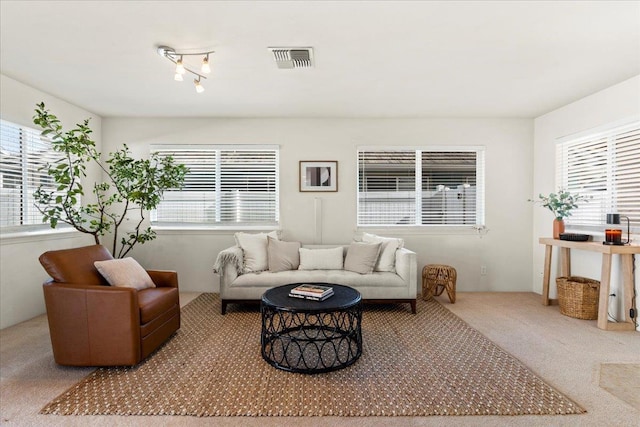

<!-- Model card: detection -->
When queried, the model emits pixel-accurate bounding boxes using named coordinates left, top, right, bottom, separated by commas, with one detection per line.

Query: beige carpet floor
left=40, top=293, right=584, bottom=417
left=598, top=363, right=640, bottom=411
left=1, top=292, right=639, bottom=426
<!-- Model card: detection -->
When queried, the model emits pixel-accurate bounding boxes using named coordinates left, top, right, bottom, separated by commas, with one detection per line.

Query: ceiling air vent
left=268, top=47, right=314, bottom=69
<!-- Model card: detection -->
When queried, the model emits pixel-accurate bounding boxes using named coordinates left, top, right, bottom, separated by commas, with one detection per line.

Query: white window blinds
left=556, top=121, right=640, bottom=229
left=151, top=145, right=279, bottom=226
left=0, top=120, right=63, bottom=229
left=358, top=150, right=416, bottom=225
left=358, top=147, right=485, bottom=227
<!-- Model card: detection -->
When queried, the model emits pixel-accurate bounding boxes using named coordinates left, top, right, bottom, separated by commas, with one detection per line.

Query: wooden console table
left=539, top=237, right=639, bottom=331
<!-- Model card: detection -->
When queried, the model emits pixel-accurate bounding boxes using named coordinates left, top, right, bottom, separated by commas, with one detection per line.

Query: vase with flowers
left=530, top=189, right=588, bottom=239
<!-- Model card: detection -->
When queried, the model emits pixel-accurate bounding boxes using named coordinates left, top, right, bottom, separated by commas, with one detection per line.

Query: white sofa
left=214, top=243, right=417, bottom=314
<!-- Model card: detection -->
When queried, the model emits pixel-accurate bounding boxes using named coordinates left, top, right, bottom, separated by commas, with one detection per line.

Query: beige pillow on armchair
left=94, top=257, right=155, bottom=290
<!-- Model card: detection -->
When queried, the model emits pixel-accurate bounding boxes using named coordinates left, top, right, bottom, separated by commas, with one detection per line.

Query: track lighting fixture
left=157, top=45, right=214, bottom=93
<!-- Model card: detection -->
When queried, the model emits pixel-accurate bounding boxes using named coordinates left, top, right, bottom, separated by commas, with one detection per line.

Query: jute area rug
left=41, top=293, right=585, bottom=417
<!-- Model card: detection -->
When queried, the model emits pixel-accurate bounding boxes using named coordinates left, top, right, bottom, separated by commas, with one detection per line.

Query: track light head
left=194, top=78, right=205, bottom=93
left=176, top=57, right=186, bottom=75
left=201, top=55, right=211, bottom=74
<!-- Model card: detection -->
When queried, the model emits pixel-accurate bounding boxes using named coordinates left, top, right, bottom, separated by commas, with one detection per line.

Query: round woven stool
left=422, top=264, right=457, bottom=303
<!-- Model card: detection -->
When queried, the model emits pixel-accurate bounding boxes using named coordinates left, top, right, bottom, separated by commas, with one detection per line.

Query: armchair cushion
left=39, top=244, right=113, bottom=286
left=94, top=257, right=155, bottom=290
left=138, top=287, right=180, bottom=324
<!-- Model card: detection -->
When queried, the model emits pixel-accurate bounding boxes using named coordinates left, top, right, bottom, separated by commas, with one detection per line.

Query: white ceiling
left=1, top=1, right=639, bottom=118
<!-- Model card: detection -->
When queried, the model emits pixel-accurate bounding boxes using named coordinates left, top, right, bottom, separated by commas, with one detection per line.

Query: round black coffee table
left=260, top=283, right=362, bottom=374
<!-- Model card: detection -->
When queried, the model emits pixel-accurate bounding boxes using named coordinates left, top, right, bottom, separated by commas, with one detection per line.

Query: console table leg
left=542, top=245, right=552, bottom=306
left=621, top=254, right=634, bottom=325
left=597, top=253, right=612, bottom=330
left=560, top=247, right=571, bottom=277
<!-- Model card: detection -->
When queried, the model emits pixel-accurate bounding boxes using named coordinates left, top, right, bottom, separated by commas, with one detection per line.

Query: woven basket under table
left=555, top=276, right=600, bottom=320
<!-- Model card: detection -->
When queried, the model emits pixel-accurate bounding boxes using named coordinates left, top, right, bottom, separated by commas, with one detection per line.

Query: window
left=357, top=147, right=485, bottom=227
left=556, top=121, right=640, bottom=230
left=0, top=120, right=63, bottom=230
left=151, top=145, right=279, bottom=227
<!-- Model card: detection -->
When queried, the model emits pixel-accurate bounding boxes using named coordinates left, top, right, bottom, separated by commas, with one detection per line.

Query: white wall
left=4, top=72, right=636, bottom=331
left=103, top=117, right=533, bottom=296
left=532, top=75, right=640, bottom=330
left=0, top=75, right=101, bottom=329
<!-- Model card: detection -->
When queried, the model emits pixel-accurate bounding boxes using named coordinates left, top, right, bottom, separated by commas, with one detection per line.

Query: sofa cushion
left=231, top=269, right=407, bottom=290
left=361, top=232, right=404, bottom=272
left=344, top=242, right=382, bottom=274
left=268, top=236, right=301, bottom=272
left=299, top=247, right=344, bottom=270
left=94, top=257, right=155, bottom=290
left=235, top=231, right=279, bottom=273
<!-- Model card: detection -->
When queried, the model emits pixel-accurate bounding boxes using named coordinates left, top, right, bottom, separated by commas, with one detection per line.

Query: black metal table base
left=261, top=289, right=362, bottom=374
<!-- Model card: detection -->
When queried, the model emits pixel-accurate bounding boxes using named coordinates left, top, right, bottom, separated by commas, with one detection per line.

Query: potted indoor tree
left=33, top=102, right=188, bottom=257
left=530, top=189, right=588, bottom=239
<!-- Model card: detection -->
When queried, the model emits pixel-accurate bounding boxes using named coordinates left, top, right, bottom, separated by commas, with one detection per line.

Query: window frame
left=356, top=145, right=486, bottom=229
left=556, top=118, right=640, bottom=233
left=150, top=144, right=280, bottom=229
left=0, top=119, right=69, bottom=233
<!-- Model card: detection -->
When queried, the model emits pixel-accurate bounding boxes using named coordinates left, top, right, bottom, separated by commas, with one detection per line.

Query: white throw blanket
left=212, top=246, right=243, bottom=275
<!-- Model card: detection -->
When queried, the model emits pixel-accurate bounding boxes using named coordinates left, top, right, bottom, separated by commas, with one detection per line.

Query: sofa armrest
left=213, top=246, right=243, bottom=277
left=395, top=248, right=418, bottom=295
left=214, top=246, right=244, bottom=299
left=147, top=270, right=179, bottom=289
left=42, top=281, right=141, bottom=365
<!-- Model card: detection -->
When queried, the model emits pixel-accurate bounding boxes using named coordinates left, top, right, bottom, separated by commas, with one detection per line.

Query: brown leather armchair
left=39, top=244, right=180, bottom=366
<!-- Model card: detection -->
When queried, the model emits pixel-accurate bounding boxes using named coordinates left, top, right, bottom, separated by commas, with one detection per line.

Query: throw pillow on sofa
left=298, top=247, right=344, bottom=270
left=235, top=231, right=279, bottom=273
left=361, top=232, right=404, bottom=272
left=267, top=236, right=301, bottom=272
left=94, top=257, right=156, bottom=290
left=344, top=242, right=382, bottom=274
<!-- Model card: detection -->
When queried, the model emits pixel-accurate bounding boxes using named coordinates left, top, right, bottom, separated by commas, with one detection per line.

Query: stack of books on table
left=289, top=284, right=334, bottom=301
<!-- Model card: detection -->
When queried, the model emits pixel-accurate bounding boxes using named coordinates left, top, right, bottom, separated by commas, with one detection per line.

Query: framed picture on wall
left=299, top=161, right=338, bottom=192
